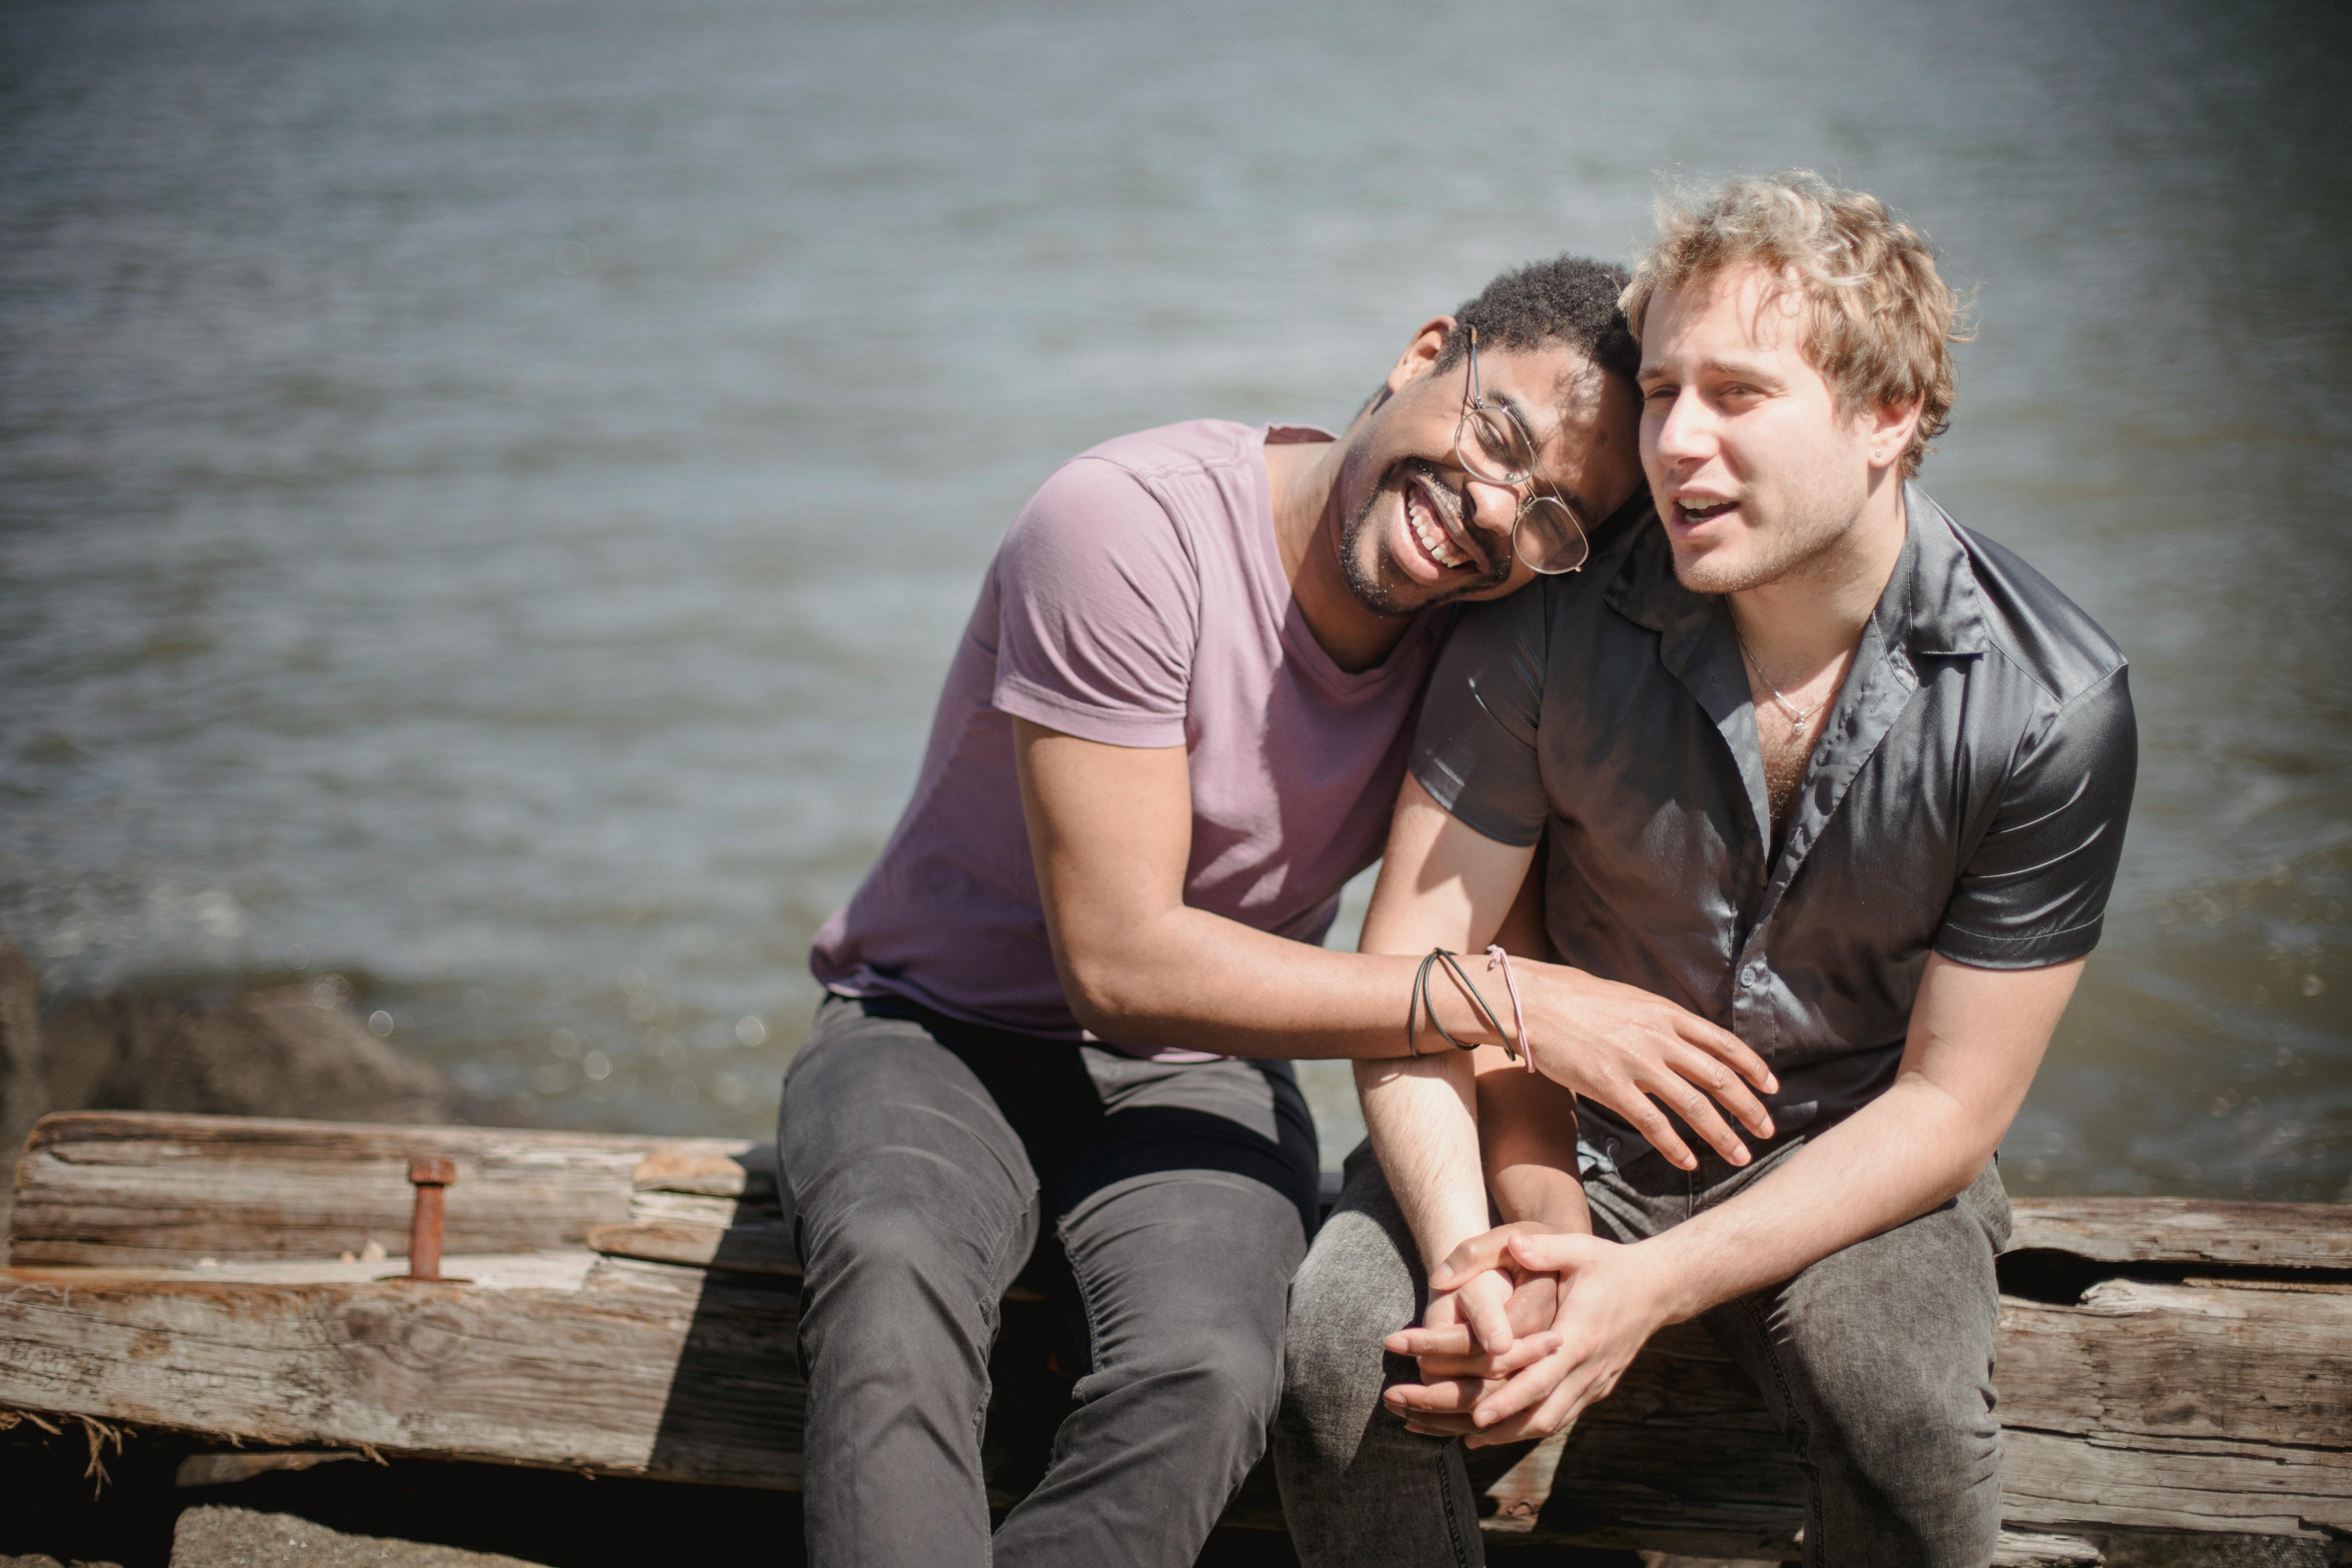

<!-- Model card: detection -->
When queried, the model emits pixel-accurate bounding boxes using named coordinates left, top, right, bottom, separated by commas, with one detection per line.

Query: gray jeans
left=1273, top=1134, right=2011, bottom=1568
left=779, top=994, right=1320, bottom=1568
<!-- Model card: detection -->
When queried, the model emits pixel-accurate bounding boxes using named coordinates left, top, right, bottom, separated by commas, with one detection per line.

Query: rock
left=72, top=979, right=452, bottom=1126
left=170, top=1506, right=549, bottom=1568
left=1, top=942, right=459, bottom=1256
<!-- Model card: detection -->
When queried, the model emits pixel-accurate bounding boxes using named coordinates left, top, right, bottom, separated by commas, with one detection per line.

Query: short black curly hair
left=1432, top=254, right=1637, bottom=385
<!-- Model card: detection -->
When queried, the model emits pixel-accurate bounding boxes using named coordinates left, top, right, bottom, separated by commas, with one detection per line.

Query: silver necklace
left=1735, top=631, right=1830, bottom=729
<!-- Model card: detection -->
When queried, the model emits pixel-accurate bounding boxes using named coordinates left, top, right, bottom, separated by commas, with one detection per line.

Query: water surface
left=2, top=0, right=2346, bottom=1196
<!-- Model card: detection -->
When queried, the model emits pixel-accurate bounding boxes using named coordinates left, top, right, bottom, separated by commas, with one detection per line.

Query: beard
left=1340, top=459, right=1514, bottom=617
left=1670, top=486, right=1862, bottom=596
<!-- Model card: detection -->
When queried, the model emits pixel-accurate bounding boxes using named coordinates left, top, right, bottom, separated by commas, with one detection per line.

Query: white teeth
left=1407, top=488, right=1467, bottom=568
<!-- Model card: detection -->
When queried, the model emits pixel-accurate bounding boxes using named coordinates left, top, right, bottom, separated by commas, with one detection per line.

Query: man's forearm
left=1637, top=1072, right=1995, bottom=1323
left=1358, top=1049, right=1494, bottom=1269
left=1637, top=954, right=2076, bottom=1321
left=1475, top=1051, right=1588, bottom=1233
left=1062, top=904, right=1514, bottom=1060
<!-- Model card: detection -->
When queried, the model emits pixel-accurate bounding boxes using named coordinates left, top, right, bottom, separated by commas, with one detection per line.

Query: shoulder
left=1009, top=419, right=1275, bottom=566
left=1075, top=418, right=1287, bottom=480
left=1929, top=501, right=2127, bottom=711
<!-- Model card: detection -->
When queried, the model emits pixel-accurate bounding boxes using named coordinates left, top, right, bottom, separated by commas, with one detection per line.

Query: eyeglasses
left=1454, top=325, right=1590, bottom=575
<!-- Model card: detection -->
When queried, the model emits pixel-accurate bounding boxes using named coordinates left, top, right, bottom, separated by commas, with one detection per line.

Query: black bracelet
left=1406, top=949, right=1504, bottom=1057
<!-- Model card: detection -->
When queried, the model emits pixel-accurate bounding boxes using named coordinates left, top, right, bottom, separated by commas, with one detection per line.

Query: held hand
left=1387, top=1223, right=1560, bottom=1362
left=1417, top=1262, right=1527, bottom=1360
left=1383, top=1229, right=1674, bottom=1448
left=1391, top=1223, right=1563, bottom=1387
left=1514, top=960, right=1779, bottom=1169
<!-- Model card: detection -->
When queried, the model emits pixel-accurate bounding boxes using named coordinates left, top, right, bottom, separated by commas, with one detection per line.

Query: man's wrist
left=1622, top=1232, right=1705, bottom=1327
left=1419, top=955, right=1507, bottom=1049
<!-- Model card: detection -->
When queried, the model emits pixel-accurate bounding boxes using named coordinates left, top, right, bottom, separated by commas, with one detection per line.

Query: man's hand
left=1361, top=777, right=1780, bottom=1166
left=1416, top=1254, right=1561, bottom=1385
left=1504, top=958, right=1779, bottom=1170
left=1383, top=1227, right=1676, bottom=1447
left=1414, top=1220, right=1563, bottom=1364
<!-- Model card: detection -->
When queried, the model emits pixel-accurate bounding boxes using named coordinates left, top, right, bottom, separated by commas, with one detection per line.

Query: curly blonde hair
left=1621, top=171, right=1972, bottom=477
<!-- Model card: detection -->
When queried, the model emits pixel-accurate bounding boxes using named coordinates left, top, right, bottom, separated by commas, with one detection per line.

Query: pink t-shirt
left=808, top=419, right=1451, bottom=1058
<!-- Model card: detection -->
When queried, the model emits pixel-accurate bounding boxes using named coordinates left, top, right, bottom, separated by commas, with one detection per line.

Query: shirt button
left=1741, top=964, right=1764, bottom=988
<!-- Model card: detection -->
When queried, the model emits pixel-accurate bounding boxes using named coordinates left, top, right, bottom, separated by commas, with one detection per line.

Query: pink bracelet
left=1485, top=945, right=1536, bottom=1073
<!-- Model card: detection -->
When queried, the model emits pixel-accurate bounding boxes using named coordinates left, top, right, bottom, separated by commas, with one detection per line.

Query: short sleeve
left=989, top=456, right=1200, bottom=748
left=1935, top=665, right=2138, bottom=969
left=1409, top=584, right=1551, bottom=847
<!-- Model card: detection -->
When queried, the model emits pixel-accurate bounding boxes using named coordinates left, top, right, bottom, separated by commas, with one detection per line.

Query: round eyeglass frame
left=1452, top=326, right=1591, bottom=576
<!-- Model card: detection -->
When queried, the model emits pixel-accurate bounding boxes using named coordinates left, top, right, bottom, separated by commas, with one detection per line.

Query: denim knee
left=1717, top=1185, right=2005, bottom=1566
left=1111, top=1326, right=1283, bottom=1441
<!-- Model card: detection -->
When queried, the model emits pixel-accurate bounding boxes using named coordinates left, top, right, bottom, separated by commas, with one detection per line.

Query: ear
left=1864, top=395, right=1925, bottom=474
left=1384, top=316, right=1457, bottom=397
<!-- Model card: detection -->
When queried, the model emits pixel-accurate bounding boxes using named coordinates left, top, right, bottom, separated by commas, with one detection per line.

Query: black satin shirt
left=1412, top=484, right=2138, bottom=1161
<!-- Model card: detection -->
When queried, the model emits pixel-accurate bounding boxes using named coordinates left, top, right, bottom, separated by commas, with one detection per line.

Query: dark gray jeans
left=779, top=994, right=1320, bottom=1568
left=1274, top=1134, right=2011, bottom=1568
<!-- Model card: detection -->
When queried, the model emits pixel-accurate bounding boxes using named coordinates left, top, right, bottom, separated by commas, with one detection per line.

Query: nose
left=1461, top=473, right=1525, bottom=536
left=1648, top=388, right=1713, bottom=472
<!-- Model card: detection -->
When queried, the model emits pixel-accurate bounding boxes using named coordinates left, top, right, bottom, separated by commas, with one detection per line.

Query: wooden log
left=630, top=1145, right=777, bottom=1202
left=8, top=1113, right=2350, bottom=1557
left=6, top=1111, right=752, bottom=1267
left=586, top=1217, right=800, bottom=1279
left=5, top=1258, right=2345, bottom=1550
left=2009, top=1197, right=2352, bottom=1272
left=1990, top=1534, right=2105, bottom=1567
left=0, top=1254, right=804, bottom=1489
left=2001, top=1279, right=2352, bottom=1452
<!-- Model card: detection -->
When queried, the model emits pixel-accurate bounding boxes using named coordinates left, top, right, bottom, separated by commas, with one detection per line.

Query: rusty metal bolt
left=402, top=1157, right=458, bottom=1282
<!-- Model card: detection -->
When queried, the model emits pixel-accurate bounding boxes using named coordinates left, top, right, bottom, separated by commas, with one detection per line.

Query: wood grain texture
left=7, top=1112, right=2350, bottom=1557
left=0, top=1254, right=805, bottom=1488
left=2009, top=1197, right=2352, bottom=1271
left=7, top=1111, right=750, bottom=1267
left=7, top=1263, right=2345, bottom=1547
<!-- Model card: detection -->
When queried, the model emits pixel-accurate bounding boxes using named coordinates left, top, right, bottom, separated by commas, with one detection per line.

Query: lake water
left=2, top=0, right=2346, bottom=1198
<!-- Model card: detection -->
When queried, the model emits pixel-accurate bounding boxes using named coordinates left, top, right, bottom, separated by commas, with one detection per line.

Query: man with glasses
left=1274, top=173, right=2138, bottom=1568
left=786, top=256, right=1780, bottom=1568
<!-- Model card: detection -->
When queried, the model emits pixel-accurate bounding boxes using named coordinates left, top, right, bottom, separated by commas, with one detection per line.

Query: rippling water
left=2, top=0, right=2345, bottom=1196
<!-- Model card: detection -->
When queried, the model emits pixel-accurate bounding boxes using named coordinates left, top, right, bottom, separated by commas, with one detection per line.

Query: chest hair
left=1757, top=708, right=1820, bottom=840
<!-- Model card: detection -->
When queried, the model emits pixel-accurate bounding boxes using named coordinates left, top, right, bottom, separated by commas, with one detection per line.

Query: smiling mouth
left=1404, top=477, right=1477, bottom=571
left=1675, top=498, right=1736, bottom=526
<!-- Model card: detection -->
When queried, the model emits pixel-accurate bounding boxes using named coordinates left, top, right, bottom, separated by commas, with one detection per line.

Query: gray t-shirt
left=812, top=419, right=1451, bottom=1058
left=1412, top=485, right=2138, bottom=1161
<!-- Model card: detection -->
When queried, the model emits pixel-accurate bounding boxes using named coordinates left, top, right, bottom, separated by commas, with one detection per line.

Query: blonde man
left=1274, top=173, right=2137, bottom=1568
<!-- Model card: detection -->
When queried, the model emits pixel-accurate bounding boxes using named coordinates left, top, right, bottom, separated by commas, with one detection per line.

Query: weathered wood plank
left=586, top=1220, right=799, bottom=1277
left=631, top=1145, right=776, bottom=1202
left=2, top=1253, right=595, bottom=1290
left=6, top=1263, right=2343, bottom=1546
left=1999, top=1279, right=2352, bottom=1450
left=2000, top=1426, right=2352, bottom=1541
left=1540, top=1298, right=2352, bottom=1550
left=0, top=1256, right=804, bottom=1488
left=1990, top=1533, right=2105, bottom=1567
left=9, top=1114, right=2350, bottom=1555
left=2009, top=1197, right=2352, bottom=1272
left=7, top=1111, right=750, bottom=1267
